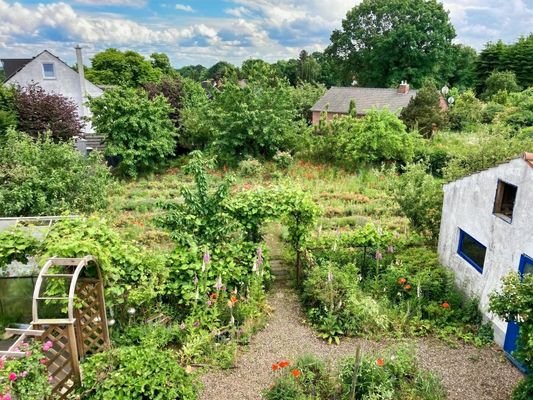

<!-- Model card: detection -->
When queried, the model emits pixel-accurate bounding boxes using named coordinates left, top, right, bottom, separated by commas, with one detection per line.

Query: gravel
left=199, top=287, right=523, bottom=400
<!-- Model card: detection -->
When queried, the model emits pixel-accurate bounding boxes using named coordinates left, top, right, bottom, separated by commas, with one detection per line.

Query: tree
left=143, top=76, right=184, bottom=131
left=312, top=51, right=342, bottom=87
left=177, top=65, right=207, bottom=81
left=445, top=44, right=478, bottom=90
left=482, top=71, right=521, bottom=100
left=297, top=50, right=320, bottom=83
left=400, top=81, right=447, bottom=138
left=85, top=48, right=160, bottom=87
left=273, top=59, right=299, bottom=86
left=150, top=52, right=174, bottom=75
left=14, top=84, right=84, bottom=141
left=206, top=61, right=238, bottom=82
left=291, top=82, right=326, bottom=123
left=326, top=0, right=455, bottom=87
left=186, top=63, right=301, bottom=162
left=89, top=87, right=177, bottom=177
left=448, top=90, right=483, bottom=130
left=241, top=59, right=271, bottom=79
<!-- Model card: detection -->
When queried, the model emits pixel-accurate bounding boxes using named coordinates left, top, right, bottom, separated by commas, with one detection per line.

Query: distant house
left=438, top=153, right=533, bottom=365
left=310, top=81, right=417, bottom=124
left=1, top=48, right=104, bottom=149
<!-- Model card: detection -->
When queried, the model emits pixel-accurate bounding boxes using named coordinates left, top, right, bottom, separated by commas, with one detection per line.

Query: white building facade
left=3, top=50, right=103, bottom=134
left=438, top=154, right=533, bottom=358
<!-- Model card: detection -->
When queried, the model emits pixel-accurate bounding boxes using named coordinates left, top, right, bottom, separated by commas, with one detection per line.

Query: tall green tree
left=445, top=44, right=478, bottom=90
left=273, top=59, right=299, bottom=86
left=89, top=87, right=177, bottom=177
left=326, top=0, right=455, bottom=87
left=86, top=48, right=160, bottom=87
left=400, top=81, right=447, bottom=137
left=177, top=65, right=208, bottom=81
left=150, top=52, right=174, bottom=75
left=297, top=50, right=320, bottom=83
left=206, top=61, right=238, bottom=82
left=482, top=71, right=521, bottom=100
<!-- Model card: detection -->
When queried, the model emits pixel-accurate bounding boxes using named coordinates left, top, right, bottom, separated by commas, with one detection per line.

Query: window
left=42, top=63, right=55, bottom=79
left=520, top=254, right=533, bottom=276
left=493, top=180, right=517, bottom=222
left=457, top=229, right=487, bottom=273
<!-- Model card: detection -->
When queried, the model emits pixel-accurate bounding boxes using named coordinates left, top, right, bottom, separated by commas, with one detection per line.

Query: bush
left=89, top=86, right=177, bottom=177
left=78, top=346, right=197, bottom=400
left=273, top=150, right=294, bottom=170
left=482, top=70, right=521, bottom=100
left=14, top=84, right=84, bottom=141
left=482, top=102, right=506, bottom=123
left=0, top=85, right=17, bottom=136
left=0, top=130, right=111, bottom=217
left=393, top=163, right=443, bottom=240
left=448, top=90, right=483, bottom=131
left=238, top=158, right=264, bottom=177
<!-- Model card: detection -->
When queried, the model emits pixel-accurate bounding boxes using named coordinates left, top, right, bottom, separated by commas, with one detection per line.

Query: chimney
left=75, top=45, right=88, bottom=120
left=398, top=80, right=409, bottom=94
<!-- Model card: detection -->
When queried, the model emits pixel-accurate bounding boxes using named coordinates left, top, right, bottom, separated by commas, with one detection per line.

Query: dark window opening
left=493, top=180, right=517, bottom=222
left=458, top=229, right=486, bottom=273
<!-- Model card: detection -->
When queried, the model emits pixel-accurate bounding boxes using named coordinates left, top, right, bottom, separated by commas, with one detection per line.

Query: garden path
left=199, top=237, right=522, bottom=400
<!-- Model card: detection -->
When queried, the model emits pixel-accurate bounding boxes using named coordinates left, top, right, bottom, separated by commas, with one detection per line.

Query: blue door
left=503, top=254, right=533, bottom=372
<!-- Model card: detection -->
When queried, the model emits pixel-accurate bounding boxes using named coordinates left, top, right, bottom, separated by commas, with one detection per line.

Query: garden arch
left=0, top=256, right=110, bottom=399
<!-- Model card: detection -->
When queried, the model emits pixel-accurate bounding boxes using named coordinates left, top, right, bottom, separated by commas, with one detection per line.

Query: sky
left=0, top=0, right=532, bottom=68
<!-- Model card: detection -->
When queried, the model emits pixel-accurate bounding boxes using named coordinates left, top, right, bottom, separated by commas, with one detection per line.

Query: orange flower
left=278, top=360, right=290, bottom=368
left=404, top=284, right=411, bottom=290
left=376, top=358, right=385, bottom=367
left=210, top=293, right=218, bottom=301
left=398, top=277, right=407, bottom=285
left=441, top=302, right=450, bottom=309
left=291, top=369, right=301, bottom=378
left=272, top=363, right=280, bottom=371
left=230, top=295, right=238, bottom=304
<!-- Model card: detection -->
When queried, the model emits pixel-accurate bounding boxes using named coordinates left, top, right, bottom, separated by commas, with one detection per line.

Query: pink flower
left=8, top=372, right=17, bottom=381
left=375, top=251, right=383, bottom=260
left=40, top=358, right=48, bottom=365
left=25, top=351, right=32, bottom=357
left=21, top=371, right=28, bottom=378
left=48, top=375, right=54, bottom=382
left=42, top=340, right=53, bottom=352
left=3, top=393, right=12, bottom=400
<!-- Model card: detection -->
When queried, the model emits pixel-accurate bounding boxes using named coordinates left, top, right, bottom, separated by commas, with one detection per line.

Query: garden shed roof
left=310, top=86, right=417, bottom=115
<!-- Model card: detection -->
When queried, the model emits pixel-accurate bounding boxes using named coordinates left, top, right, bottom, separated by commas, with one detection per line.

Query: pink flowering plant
left=0, top=340, right=52, bottom=400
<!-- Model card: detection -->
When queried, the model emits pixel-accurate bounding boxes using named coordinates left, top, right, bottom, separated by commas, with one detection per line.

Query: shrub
left=14, top=84, right=84, bottom=141
left=482, top=70, right=521, bottom=100
left=238, top=158, right=264, bottom=177
left=0, top=85, right=17, bottom=136
left=89, top=86, right=177, bottom=177
left=78, top=346, right=197, bottom=400
left=448, top=90, right=483, bottom=131
left=393, top=163, right=443, bottom=240
left=482, top=102, right=506, bottom=123
left=273, top=150, right=294, bottom=170
left=0, top=341, right=51, bottom=400
left=0, top=130, right=111, bottom=217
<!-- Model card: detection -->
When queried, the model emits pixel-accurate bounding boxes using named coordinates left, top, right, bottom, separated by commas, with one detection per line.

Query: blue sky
left=0, top=0, right=532, bottom=68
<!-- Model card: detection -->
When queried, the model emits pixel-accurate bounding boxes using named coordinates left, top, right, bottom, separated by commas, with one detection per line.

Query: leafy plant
left=89, top=86, right=177, bottom=177
left=0, top=129, right=111, bottom=217
left=0, top=228, right=39, bottom=273
left=237, top=158, right=264, bottom=177
left=78, top=346, right=197, bottom=400
left=273, top=151, right=294, bottom=170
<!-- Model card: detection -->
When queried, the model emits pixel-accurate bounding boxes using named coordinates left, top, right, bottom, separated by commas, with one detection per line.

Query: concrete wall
left=438, top=158, right=533, bottom=346
left=6, top=51, right=103, bottom=134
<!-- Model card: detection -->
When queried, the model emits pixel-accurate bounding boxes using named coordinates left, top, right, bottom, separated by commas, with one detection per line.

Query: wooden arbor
left=0, top=256, right=110, bottom=399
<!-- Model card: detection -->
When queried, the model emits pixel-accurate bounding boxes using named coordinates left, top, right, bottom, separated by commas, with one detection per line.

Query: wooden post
left=67, top=324, right=81, bottom=385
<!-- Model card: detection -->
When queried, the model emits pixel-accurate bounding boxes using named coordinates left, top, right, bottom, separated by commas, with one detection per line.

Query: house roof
left=523, top=152, right=533, bottom=168
left=1, top=58, right=32, bottom=81
left=310, top=86, right=417, bottom=115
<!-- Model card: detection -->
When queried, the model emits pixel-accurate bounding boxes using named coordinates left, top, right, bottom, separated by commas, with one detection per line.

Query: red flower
left=8, top=372, right=17, bottom=381
left=230, top=295, right=238, bottom=304
left=398, top=277, right=407, bottom=285
left=376, top=358, right=385, bottom=367
left=291, top=369, right=301, bottom=378
left=404, top=284, right=411, bottom=290
left=272, top=363, right=280, bottom=371
left=278, top=360, right=290, bottom=368
left=441, top=302, right=450, bottom=309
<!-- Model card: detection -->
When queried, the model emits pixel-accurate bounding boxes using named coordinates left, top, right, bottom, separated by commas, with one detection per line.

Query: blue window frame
left=457, top=229, right=486, bottom=273
left=42, top=63, right=55, bottom=79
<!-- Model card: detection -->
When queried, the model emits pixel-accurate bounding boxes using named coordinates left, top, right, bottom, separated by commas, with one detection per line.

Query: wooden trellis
left=0, top=256, right=110, bottom=399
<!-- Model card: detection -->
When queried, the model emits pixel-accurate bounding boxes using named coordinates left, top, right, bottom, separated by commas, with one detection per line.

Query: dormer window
left=493, top=180, right=517, bottom=223
left=42, top=63, right=56, bottom=79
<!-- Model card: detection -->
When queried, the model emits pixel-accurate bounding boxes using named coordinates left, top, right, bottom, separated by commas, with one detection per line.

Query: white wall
left=438, top=158, right=533, bottom=346
left=5, top=51, right=103, bottom=134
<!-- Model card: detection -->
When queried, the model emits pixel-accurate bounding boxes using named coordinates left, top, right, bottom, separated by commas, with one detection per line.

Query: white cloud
left=74, top=0, right=146, bottom=7
left=175, top=3, right=194, bottom=12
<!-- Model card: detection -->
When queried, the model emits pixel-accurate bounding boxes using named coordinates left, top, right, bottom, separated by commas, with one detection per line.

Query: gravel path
left=199, top=286, right=523, bottom=400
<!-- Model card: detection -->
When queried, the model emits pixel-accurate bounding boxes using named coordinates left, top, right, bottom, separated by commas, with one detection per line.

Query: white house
left=438, top=153, right=533, bottom=361
left=1, top=48, right=103, bottom=137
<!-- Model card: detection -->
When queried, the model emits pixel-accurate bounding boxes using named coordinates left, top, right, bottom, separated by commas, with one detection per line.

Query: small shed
left=438, top=153, right=533, bottom=363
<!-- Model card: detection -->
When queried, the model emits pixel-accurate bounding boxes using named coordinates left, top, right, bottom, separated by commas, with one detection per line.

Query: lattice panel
left=40, top=324, right=76, bottom=400
left=74, top=280, right=107, bottom=357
